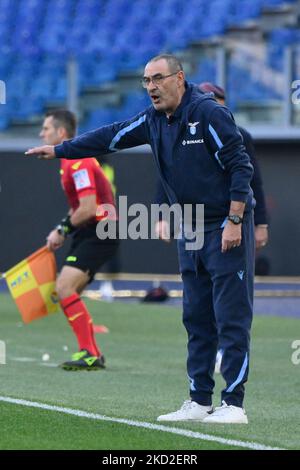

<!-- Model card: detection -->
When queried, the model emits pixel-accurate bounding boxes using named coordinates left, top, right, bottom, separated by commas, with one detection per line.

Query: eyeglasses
left=141, top=72, right=180, bottom=88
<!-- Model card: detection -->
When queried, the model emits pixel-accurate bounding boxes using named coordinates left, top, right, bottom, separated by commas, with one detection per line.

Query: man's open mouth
left=151, top=94, right=160, bottom=104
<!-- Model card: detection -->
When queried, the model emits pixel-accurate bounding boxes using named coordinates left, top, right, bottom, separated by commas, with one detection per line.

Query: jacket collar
left=151, top=82, right=192, bottom=119
left=171, top=82, right=193, bottom=119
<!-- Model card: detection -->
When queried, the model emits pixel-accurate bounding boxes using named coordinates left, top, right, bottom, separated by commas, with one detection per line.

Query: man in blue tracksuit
left=27, top=54, right=255, bottom=424
left=155, top=81, right=269, bottom=375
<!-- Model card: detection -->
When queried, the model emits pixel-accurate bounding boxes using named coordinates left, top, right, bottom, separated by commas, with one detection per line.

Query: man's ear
left=57, top=126, right=67, bottom=140
left=177, top=70, right=185, bottom=86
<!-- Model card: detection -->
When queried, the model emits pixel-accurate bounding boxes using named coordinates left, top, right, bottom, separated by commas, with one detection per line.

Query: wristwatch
left=227, top=214, right=243, bottom=225
left=55, top=215, right=75, bottom=237
left=56, top=224, right=67, bottom=237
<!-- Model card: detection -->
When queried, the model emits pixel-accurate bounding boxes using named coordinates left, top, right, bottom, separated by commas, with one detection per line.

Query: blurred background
left=0, top=0, right=300, bottom=275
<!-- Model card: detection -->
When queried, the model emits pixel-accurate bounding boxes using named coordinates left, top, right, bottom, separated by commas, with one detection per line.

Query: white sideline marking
left=0, top=396, right=283, bottom=450
left=10, top=357, right=58, bottom=367
left=38, top=362, right=59, bottom=367
left=10, top=357, right=37, bottom=362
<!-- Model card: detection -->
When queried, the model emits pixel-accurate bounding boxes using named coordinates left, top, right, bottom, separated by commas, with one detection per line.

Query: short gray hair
left=148, top=54, right=183, bottom=73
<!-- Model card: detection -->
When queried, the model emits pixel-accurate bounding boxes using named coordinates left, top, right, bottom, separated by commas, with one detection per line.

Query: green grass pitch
left=0, top=292, right=299, bottom=450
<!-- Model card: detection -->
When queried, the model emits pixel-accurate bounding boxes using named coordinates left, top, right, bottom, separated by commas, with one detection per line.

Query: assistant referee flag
left=5, top=246, right=59, bottom=323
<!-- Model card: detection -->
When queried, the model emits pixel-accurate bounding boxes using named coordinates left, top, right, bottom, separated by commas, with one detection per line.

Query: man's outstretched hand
left=25, top=145, right=55, bottom=159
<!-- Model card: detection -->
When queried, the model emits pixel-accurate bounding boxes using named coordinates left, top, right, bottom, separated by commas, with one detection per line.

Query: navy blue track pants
left=178, top=215, right=255, bottom=407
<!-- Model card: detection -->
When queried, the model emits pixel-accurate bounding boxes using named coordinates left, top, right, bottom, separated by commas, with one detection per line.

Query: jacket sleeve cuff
left=54, top=144, right=65, bottom=158
left=254, top=214, right=268, bottom=225
left=230, top=191, right=249, bottom=203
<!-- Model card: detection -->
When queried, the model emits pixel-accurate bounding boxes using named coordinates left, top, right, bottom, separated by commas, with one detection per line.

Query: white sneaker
left=202, top=401, right=248, bottom=424
left=157, top=400, right=213, bottom=422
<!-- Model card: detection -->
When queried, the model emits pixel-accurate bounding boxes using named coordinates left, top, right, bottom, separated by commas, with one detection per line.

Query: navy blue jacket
left=154, top=124, right=267, bottom=226
left=55, top=83, right=254, bottom=227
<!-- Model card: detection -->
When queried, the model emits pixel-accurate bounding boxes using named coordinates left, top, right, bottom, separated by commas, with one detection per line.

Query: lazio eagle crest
left=188, top=122, right=199, bottom=135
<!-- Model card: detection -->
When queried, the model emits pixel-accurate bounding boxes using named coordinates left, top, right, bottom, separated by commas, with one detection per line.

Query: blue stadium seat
left=229, top=0, right=262, bottom=24
left=0, top=114, right=9, bottom=131
left=79, top=108, right=116, bottom=132
left=0, top=0, right=298, bottom=130
left=267, top=28, right=300, bottom=70
left=262, top=0, right=297, bottom=6
left=189, top=59, right=217, bottom=85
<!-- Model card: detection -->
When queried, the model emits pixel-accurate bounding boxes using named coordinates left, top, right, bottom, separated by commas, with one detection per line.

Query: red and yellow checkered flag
left=5, top=246, right=59, bottom=323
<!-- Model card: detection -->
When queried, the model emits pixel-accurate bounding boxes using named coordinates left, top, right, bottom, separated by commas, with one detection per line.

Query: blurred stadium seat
left=0, top=0, right=299, bottom=130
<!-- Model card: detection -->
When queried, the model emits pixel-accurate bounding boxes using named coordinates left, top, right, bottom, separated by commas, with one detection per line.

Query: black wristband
left=56, top=215, right=75, bottom=237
